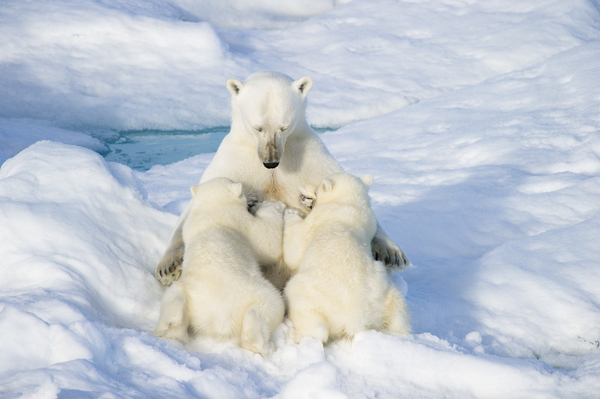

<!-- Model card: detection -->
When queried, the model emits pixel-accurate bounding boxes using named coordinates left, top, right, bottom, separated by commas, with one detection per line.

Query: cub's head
left=190, top=177, right=245, bottom=210
left=314, top=173, right=373, bottom=207
left=226, top=72, right=313, bottom=169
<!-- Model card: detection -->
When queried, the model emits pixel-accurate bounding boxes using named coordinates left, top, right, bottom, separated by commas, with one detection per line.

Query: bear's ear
left=190, top=185, right=200, bottom=197
left=294, top=76, right=313, bottom=97
left=359, top=174, right=373, bottom=188
left=229, top=182, right=243, bottom=198
left=320, top=178, right=333, bottom=193
left=226, top=78, right=243, bottom=96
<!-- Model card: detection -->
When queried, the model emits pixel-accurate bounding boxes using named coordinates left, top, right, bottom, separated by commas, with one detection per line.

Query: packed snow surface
left=1, top=0, right=600, bottom=398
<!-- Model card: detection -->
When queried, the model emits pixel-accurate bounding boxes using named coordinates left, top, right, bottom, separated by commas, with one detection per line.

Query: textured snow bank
left=0, top=142, right=175, bottom=379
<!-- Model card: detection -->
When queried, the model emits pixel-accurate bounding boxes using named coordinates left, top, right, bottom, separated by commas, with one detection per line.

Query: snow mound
left=0, top=118, right=107, bottom=159
left=0, top=141, right=175, bottom=378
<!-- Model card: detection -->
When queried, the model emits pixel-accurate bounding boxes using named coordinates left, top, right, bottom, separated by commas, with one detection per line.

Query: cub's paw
left=155, top=246, right=184, bottom=286
left=284, top=207, right=306, bottom=223
left=371, top=236, right=412, bottom=271
left=255, top=200, right=286, bottom=218
left=247, top=198, right=259, bottom=214
left=300, top=194, right=315, bottom=210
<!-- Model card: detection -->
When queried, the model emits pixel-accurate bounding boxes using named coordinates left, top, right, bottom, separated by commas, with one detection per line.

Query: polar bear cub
left=283, top=173, right=411, bottom=343
left=155, top=177, right=285, bottom=356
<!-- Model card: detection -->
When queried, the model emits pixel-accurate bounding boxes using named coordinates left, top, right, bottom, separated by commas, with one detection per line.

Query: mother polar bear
left=155, top=72, right=411, bottom=289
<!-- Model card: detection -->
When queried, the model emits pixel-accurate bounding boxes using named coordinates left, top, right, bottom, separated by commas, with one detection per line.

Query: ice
left=0, top=118, right=106, bottom=159
left=279, top=361, right=347, bottom=399
left=3, top=0, right=599, bottom=130
left=1, top=0, right=600, bottom=397
left=102, top=128, right=229, bottom=171
left=168, top=0, right=352, bottom=30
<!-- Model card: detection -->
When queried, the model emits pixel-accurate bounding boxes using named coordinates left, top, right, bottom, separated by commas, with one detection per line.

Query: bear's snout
left=259, top=138, right=283, bottom=168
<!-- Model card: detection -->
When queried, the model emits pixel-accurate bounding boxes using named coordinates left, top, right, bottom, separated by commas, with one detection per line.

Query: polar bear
left=155, top=72, right=410, bottom=289
left=283, top=173, right=411, bottom=343
left=154, top=177, right=285, bottom=356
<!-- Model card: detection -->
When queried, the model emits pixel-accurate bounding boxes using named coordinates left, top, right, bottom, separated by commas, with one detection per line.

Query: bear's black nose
left=263, top=162, right=279, bottom=169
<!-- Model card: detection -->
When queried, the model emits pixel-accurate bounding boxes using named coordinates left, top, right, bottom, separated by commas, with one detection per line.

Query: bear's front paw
left=155, top=246, right=184, bottom=286
left=371, top=236, right=412, bottom=270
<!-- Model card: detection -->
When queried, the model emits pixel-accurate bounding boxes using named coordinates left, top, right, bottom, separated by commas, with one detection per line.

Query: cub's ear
left=190, top=185, right=200, bottom=197
left=294, top=76, right=313, bottom=97
left=226, top=78, right=243, bottom=96
left=229, top=182, right=243, bottom=198
left=320, top=178, right=333, bottom=193
left=359, top=174, right=374, bottom=188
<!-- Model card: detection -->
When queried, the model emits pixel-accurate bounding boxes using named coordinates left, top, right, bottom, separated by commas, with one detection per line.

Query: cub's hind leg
left=382, top=287, right=411, bottom=335
left=155, top=282, right=190, bottom=342
left=241, top=308, right=274, bottom=356
left=288, top=307, right=329, bottom=344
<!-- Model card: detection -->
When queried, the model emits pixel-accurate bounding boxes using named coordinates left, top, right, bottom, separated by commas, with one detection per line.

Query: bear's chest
left=264, top=173, right=283, bottom=201
left=252, top=169, right=306, bottom=209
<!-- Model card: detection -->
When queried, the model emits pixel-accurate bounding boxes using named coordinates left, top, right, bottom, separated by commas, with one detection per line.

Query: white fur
left=154, top=177, right=285, bottom=356
left=283, top=173, right=411, bottom=343
left=155, top=72, right=410, bottom=289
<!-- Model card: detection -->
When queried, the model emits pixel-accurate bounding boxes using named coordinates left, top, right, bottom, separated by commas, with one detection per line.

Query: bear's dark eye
left=280, top=126, right=288, bottom=132
left=255, top=126, right=263, bottom=132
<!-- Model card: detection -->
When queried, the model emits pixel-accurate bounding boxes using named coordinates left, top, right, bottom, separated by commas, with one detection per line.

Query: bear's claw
left=155, top=247, right=184, bottom=286
left=372, top=236, right=411, bottom=270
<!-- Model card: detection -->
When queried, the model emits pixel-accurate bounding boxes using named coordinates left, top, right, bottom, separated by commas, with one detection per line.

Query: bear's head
left=226, top=72, right=313, bottom=169
left=314, top=173, right=373, bottom=207
left=189, top=177, right=245, bottom=210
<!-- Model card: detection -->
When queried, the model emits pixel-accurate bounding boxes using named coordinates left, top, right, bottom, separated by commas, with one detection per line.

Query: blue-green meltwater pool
left=100, top=127, right=336, bottom=172
left=101, top=127, right=230, bottom=171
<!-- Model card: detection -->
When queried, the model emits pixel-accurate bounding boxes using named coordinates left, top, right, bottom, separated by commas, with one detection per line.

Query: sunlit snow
left=1, top=0, right=600, bottom=398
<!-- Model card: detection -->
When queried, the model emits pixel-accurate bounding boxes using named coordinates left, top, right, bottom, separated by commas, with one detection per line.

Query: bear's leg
left=155, top=206, right=190, bottom=285
left=154, top=282, right=190, bottom=342
left=372, top=222, right=412, bottom=270
left=240, top=308, right=274, bottom=356
left=290, top=310, right=329, bottom=344
left=382, top=288, right=411, bottom=335
left=155, top=243, right=184, bottom=286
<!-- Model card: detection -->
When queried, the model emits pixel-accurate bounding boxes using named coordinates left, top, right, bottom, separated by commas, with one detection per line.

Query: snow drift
left=1, top=0, right=600, bottom=397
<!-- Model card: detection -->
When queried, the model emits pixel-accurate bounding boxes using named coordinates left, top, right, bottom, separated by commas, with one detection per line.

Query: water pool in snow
left=101, top=127, right=230, bottom=171
left=100, top=127, right=337, bottom=171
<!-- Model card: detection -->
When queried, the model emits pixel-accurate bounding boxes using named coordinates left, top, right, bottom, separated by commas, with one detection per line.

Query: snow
left=167, top=0, right=352, bottom=30
left=2, top=0, right=599, bottom=130
left=0, top=119, right=107, bottom=164
left=1, top=0, right=600, bottom=397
